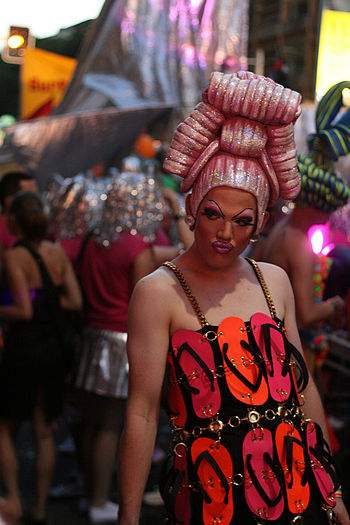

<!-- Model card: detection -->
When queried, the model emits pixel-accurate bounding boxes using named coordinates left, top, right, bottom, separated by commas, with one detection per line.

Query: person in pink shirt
left=68, top=230, right=153, bottom=523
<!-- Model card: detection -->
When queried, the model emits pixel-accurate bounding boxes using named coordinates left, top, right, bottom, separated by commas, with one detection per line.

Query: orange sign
left=20, top=47, right=77, bottom=119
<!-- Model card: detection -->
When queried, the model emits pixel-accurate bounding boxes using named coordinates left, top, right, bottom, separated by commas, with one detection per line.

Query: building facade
left=249, top=0, right=350, bottom=102
left=248, top=0, right=320, bottom=100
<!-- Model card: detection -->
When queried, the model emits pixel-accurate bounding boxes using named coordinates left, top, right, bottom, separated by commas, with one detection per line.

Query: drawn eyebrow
left=208, top=201, right=254, bottom=220
left=208, top=200, right=224, bottom=217
left=232, top=208, right=254, bottom=219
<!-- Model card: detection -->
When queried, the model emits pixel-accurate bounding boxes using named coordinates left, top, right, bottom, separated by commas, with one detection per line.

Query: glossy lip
left=212, top=241, right=233, bottom=254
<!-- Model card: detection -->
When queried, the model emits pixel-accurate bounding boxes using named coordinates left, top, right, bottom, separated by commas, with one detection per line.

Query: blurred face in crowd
left=19, top=178, right=38, bottom=194
left=3, top=177, right=38, bottom=213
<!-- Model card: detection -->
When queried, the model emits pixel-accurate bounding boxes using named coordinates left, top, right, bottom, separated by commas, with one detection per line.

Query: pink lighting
left=309, top=227, right=325, bottom=254
left=308, top=223, right=333, bottom=255
left=190, top=0, right=203, bottom=7
left=321, top=243, right=335, bottom=256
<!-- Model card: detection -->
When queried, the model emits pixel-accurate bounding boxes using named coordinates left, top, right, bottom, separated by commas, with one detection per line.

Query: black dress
left=160, top=260, right=339, bottom=525
left=0, top=285, right=66, bottom=422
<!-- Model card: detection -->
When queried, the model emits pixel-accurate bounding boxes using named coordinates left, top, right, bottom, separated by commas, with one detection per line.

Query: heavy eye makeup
left=233, top=216, right=256, bottom=227
left=201, top=202, right=256, bottom=227
left=232, top=209, right=256, bottom=227
left=201, top=205, right=222, bottom=220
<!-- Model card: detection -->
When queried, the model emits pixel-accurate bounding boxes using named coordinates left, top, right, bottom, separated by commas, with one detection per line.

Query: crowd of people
left=0, top=168, right=192, bottom=525
left=0, top=71, right=349, bottom=525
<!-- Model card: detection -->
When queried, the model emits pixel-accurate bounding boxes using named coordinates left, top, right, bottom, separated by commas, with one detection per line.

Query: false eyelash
left=234, top=218, right=256, bottom=226
left=201, top=210, right=221, bottom=218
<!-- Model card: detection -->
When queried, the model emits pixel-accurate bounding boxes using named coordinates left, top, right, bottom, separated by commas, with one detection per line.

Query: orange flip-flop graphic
left=218, top=317, right=268, bottom=406
left=191, top=437, right=234, bottom=525
left=275, top=421, right=310, bottom=515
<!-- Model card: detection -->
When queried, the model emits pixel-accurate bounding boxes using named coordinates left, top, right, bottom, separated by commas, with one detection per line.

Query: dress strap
left=245, top=258, right=277, bottom=319
left=162, top=261, right=209, bottom=328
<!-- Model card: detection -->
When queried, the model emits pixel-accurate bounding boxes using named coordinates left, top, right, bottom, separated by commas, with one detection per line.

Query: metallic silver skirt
left=75, top=327, right=128, bottom=398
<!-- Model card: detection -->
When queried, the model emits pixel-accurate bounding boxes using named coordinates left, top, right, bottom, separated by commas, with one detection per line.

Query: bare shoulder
left=254, top=261, right=293, bottom=300
left=5, top=244, right=32, bottom=264
left=4, top=246, right=22, bottom=265
left=43, top=240, right=67, bottom=257
left=128, top=266, right=177, bottom=330
left=253, top=260, right=289, bottom=282
left=41, top=241, right=72, bottom=270
left=132, top=265, right=176, bottom=301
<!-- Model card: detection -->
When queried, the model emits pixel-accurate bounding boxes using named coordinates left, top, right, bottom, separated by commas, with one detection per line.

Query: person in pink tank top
left=70, top=229, right=153, bottom=523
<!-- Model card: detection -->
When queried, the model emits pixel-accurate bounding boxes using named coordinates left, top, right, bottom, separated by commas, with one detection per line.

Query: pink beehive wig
left=163, top=71, right=302, bottom=232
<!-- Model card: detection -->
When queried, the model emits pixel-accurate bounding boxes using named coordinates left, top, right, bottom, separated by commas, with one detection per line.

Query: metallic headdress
left=45, top=169, right=164, bottom=244
left=296, top=81, right=350, bottom=213
left=163, top=71, right=302, bottom=231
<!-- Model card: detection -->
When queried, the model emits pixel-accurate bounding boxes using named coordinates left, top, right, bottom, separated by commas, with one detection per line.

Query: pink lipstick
left=212, top=241, right=233, bottom=254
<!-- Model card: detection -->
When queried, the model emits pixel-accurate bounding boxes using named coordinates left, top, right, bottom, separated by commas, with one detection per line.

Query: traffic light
left=1, top=26, right=30, bottom=64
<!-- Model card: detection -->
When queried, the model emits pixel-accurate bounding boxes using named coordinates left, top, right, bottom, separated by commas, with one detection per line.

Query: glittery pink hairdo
left=163, top=71, right=302, bottom=232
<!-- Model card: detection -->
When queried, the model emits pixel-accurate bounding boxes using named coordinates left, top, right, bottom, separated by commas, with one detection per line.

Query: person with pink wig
left=117, top=72, right=350, bottom=525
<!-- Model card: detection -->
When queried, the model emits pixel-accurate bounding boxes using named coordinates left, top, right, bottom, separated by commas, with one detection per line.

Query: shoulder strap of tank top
left=15, top=240, right=56, bottom=292
left=245, top=257, right=277, bottom=319
left=162, top=261, right=209, bottom=328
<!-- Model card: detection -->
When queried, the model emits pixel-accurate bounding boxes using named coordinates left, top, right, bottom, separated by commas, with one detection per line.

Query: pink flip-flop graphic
left=171, top=330, right=221, bottom=419
left=305, top=421, right=338, bottom=508
left=165, top=355, right=188, bottom=428
left=243, top=427, right=285, bottom=520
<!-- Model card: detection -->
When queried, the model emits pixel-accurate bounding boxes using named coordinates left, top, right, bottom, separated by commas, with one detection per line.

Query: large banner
left=21, top=48, right=77, bottom=120
left=315, top=9, right=350, bottom=102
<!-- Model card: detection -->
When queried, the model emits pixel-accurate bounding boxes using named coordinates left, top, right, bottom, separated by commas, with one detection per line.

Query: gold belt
left=170, top=402, right=305, bottom=445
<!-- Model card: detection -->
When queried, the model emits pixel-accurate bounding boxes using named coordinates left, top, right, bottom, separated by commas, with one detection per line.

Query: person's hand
left=328, top=295, right=346, bottom=330
left=330, top=295, right=346, bottom=314
left=333, top=497, right=350, bottom=525
left=162, top=187, right=180, bottom=216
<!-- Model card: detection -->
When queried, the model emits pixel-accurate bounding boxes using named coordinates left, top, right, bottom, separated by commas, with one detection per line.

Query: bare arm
left=0, top=243, right=6, bottom=283
left=151, top=187, right=194, bottom=267
left=174, top=216, right=194, bottom=250
left=286, top=234, right=344, bottom=327
left=131, top=247, right=153, bottom=288
left=118, top=273, right=171, bottom=525
left=282, top=273, right=330, bottom=439
left=0, top=250, right=33, bottom=320
left=162, top=187, right=194, bottom=248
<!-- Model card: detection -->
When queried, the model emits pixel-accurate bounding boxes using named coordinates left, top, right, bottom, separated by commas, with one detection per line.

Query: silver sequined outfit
left=75, top=327, right=128, bottom=398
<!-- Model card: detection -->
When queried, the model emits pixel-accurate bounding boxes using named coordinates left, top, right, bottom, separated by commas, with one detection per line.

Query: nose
left=217, top=219, right=233, bottom=241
